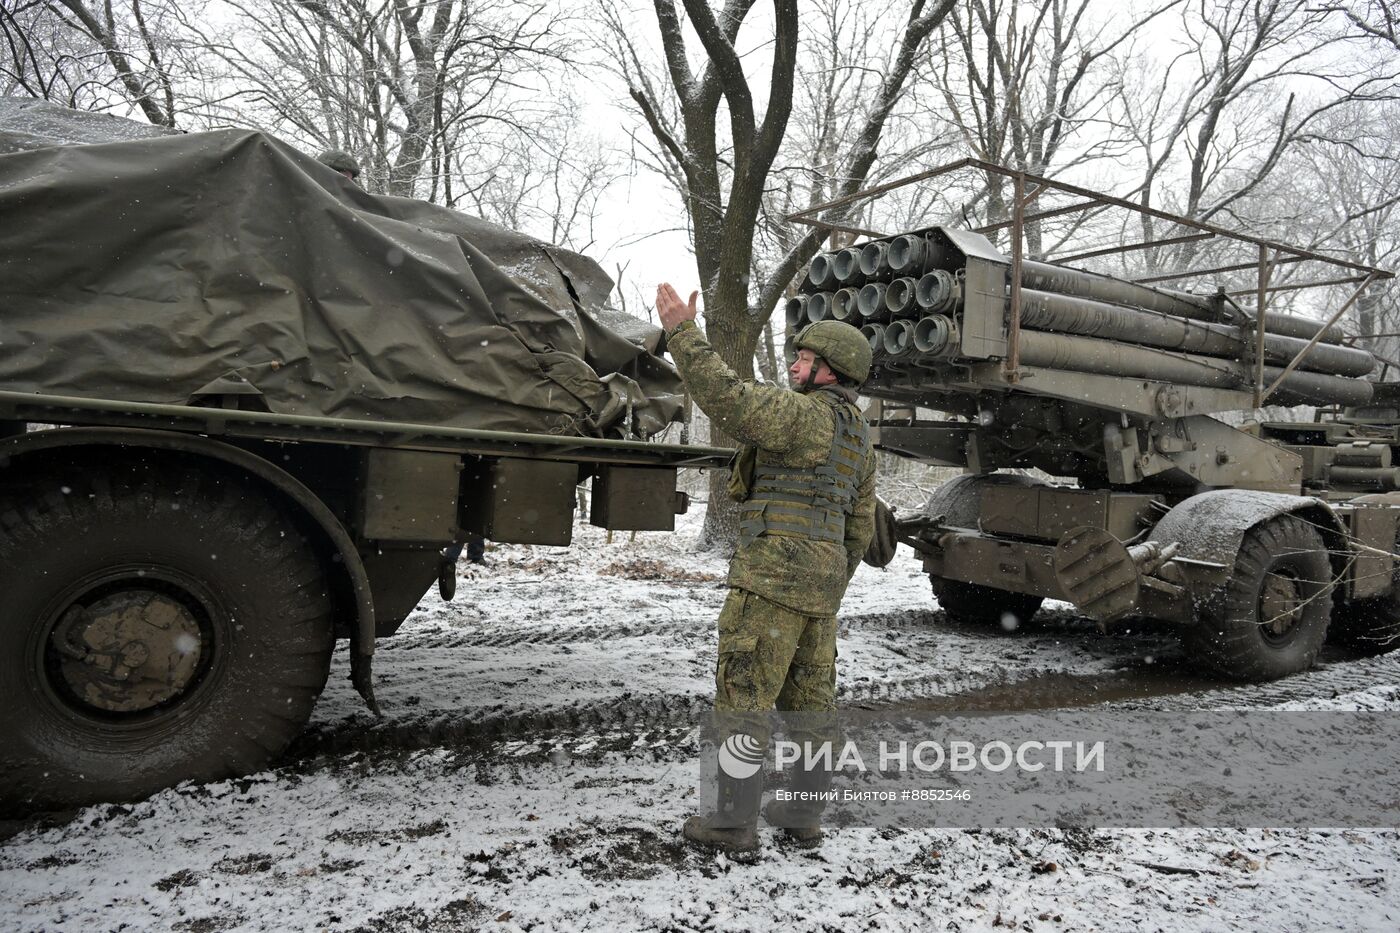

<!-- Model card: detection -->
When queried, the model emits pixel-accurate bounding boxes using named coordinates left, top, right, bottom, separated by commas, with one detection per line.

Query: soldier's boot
left=762, top=763, right=832, bottom=848
left=682, top=771, right=763, bottom=855
left=438, top=549, right=457, bottom=601
left=439, top=543, right=466, bottom=600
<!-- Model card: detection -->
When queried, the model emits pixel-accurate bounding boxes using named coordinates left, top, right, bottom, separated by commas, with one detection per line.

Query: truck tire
left=0, top=460, right=333, bottom=813
left=1185, top=514, right=1332, bottom=680
left=930, top=576, right=1043, bottom=630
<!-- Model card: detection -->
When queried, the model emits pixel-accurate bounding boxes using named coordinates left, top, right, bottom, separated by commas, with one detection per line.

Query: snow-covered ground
left=4, top=513, right=1400, bottom=932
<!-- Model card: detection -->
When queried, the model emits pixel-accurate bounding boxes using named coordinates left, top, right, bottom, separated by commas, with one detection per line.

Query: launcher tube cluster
left=788, top=228, right=1374, bottom=410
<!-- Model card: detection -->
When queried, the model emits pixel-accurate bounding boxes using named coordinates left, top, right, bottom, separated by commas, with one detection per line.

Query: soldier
left=654, top=283, right=876, bottom=855
left=316, top=149, right=361, bottom=185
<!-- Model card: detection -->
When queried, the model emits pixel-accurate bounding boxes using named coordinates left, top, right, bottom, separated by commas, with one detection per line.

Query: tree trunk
left=697, top=252, right=766, bottom=548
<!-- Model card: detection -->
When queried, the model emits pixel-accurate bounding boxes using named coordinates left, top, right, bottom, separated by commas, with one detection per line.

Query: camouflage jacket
left=667, top=320, right=876, bottom=616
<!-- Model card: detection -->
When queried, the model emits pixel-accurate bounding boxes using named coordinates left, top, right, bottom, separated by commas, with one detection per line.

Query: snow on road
left=3, top=515, right=1399, bottom=932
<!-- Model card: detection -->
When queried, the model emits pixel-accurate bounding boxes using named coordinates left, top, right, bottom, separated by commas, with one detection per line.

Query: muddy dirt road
left=4, top=517, right=1399, bottom=932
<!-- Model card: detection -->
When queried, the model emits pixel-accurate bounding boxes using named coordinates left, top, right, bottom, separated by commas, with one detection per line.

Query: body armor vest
left=737, top=391, right=870, bottom=545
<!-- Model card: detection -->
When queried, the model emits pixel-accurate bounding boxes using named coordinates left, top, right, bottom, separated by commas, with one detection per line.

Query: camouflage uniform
left=666, top=320, right=876, bottom=715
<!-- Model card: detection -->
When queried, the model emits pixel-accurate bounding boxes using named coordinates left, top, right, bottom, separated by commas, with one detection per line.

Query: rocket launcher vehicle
left=796, top=224, right=1400, bottom=686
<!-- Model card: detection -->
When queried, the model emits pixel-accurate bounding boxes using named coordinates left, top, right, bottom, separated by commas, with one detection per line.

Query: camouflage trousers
left=714, top=588, right=837, bottom=714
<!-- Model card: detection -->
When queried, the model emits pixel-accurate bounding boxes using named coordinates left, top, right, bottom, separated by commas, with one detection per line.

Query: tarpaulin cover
left=0, top=99, right=682, bottom=437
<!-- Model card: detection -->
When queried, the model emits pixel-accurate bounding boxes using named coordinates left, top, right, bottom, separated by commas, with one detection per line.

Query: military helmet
left=317, top=149, right=360, bottom=178
left=794, top=320, right=872, bottom=385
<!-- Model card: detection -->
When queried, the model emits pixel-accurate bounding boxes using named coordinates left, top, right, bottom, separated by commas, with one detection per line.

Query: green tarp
left=0, top=100, right=681, bottom=437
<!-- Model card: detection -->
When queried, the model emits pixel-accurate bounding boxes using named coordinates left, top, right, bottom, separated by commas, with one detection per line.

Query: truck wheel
left=1185, top=514, right=1332, bottom=680
left=930, top=576, right=1043, bottom=630
left=0, top=462, right=333, bottom=812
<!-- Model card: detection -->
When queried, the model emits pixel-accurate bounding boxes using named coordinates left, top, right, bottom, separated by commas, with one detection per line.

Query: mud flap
left=1053, top=527, right=1141, bottom=623
left=351, top=647, right=380, bottom=715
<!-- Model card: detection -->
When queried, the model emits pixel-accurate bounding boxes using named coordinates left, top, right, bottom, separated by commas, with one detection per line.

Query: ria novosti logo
left=717, top=732, right=765, bottom=779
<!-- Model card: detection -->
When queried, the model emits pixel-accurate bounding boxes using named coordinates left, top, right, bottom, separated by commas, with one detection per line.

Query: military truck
left=0, top=112, right=732, bottom=812
left=0, top=393, right=727, bottom=813
left=791, top=161, right=1398, bottom=683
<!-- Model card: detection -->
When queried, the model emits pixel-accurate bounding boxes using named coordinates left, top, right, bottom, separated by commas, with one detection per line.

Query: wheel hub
left=49, top=587, right=205, bottom=714
left=1259, top=571, right=1305, bottom=642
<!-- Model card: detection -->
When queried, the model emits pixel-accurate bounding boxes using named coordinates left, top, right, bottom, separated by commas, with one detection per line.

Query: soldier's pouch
left=716, top=633, right=760, bottom=703
left=717, top=632, right=759, bottom=661
left=727, top=445, right=758, bottom=502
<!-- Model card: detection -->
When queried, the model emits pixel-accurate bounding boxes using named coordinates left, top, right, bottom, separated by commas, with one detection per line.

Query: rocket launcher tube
left=831, top=287, right=860, bottom=322
left=885, top=277, right=919, bottom=317
left=860, top=241, right=890, bottom=278
left=1020, top=258, right=1347, bottom=346
left=1015, top=330, right=1373, bottom=407
left=1020, top=258, right=1213, bottom=318
left=808, top=253, right=838, bottom=289
left=916, top=270, right=957, bottom=313
left=861, top=323, right=887, bottom=354
left=1016, top=287, right=1375, bottom=377
left=785, top=295, right=808, bottom=329
left=913, top=315, right=956, bottom=355
left=888, top=235, right=926, bottom=275
left=858, top=283, right=888, bottom=319
left=833, top=247, right=864, bottom=285
left=883, top=319, right=917, bottom=357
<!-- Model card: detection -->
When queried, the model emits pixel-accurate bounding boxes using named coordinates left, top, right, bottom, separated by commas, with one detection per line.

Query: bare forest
left=6, top=0, right=1400, bottom=532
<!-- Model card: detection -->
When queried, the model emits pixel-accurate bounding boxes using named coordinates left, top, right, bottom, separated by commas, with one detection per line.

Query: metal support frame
left=1136, top=256, right=1306, bottom=284
left=974, top=198, right=1100, bottom=234
left=1052, top=232, right=1214, bottom=264
left=788, top=157, right=1387, bottom=276
left=1254, top=247, right=1273, bottom=407
left=1228, top=274, right=1375, bottom=297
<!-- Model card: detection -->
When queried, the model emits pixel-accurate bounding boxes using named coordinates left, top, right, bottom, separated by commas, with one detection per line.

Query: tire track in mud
left=376, top=605, right=1105, bottom=652
left=287, top=692, right=711, bottom=764
left=302, top=590, right=1400, bottom=766
left=293, top=645, right=1400, bottom=766
left=379, top=617, right=711, bottom=651
left=291, top=654, right=1146, bottom=764
left=299, top=608, right=1166, bottom=761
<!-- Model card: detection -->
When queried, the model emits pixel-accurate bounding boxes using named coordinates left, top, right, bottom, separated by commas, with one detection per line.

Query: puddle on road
left=872, top=644, right=1370, bottom=713
left=879, top=665, right=1228, bottom=712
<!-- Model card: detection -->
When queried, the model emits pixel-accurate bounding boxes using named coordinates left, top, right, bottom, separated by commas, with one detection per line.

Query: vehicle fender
left=920, top=472, right=1045, bottom=532
left=0, top=427, right=380, bottom=712
left=1151, top=489, right=1348, bottom=599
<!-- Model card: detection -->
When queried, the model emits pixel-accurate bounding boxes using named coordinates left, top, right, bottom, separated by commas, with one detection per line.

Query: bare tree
left=920, top=0, right=1182, bottom=254
left=604, top=0, right=953, bottom=544
left=1110, top=0, right=1398, bottom=273
left=1319, top=0, right=1400, bottom=48
left=1, top=0, right=205, bottom=125
left=1254, top=104, right=1400, bottom=358
left=456, top=106, right=626, bottom=252
left=197, top=0, right=575, bottom=199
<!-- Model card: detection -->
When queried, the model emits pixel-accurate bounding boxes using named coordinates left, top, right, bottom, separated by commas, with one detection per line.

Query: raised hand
left=655, top=282, right=699, bottom=332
